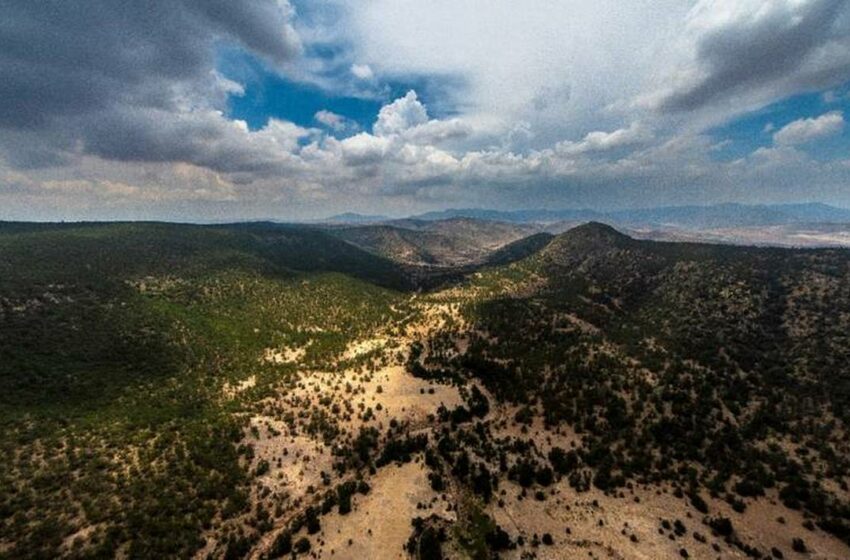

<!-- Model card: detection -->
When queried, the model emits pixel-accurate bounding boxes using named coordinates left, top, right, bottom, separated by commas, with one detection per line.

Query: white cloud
left=373, top=91, right=430, bottom=136
left=339, top=132, right=390, bottom=164
left=5, top=1, right=850, bottom=220
left=315, top=110, right=344, bottom=129
left=773, top=111, right=844, bottom=145
left=399, top=118, right=471, bottom=145
left=211, top=71, right=245, bottom=98
left=350, top=63, right=374, bottom=80
left=555, top=122, right=653, bottom=156
left=314, top=110, right=358, bottom=132
left=326, top=0, right=690, bottom=143
left=334, top=91, right=469, bottom=172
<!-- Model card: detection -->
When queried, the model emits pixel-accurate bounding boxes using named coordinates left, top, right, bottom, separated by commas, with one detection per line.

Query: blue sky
left=220, top=40, right=850, bottom=165
left=218, top=46, right=461, bottom=135
left=218, top=47, right=378, bottom=133
left=1, top=0, right=850, bottom=221
left=710, top=81, right=850, bottom=162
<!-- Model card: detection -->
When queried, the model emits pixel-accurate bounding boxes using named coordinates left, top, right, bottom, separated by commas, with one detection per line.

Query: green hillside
left=2, top=221, right=850, bottom=559
left=329, top=218, right=538, bottom=266
left=419, top=223, right=850, bottom=546
left=0, top=222, right=409, bottom=558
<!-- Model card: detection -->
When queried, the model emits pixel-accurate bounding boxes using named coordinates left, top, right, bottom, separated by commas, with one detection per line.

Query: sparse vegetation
left=2, top=220, right=849, bottom=558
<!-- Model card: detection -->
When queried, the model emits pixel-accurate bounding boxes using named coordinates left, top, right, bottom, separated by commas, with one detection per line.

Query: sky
left=1, top=0, right=850, bottom=221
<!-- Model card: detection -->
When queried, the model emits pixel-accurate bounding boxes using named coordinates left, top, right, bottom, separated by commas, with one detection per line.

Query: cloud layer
left=0, top=0, right=300, bottom=167
left=1, top=0, right=850, bottom=220
left=655, top=0, right=850, bottom=113
left=773, top=111, right=845, bottom=145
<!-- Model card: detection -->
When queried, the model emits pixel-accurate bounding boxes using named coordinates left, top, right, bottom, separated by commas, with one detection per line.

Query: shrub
left=688, top=491, right=708, bottom=514
left=294, top=537, right=311, bottom=554
left=418, top=526, right=443, bottom=560
left=270, top=531, right=292, bottom=556
left=708, top=516, right=733, bottom=537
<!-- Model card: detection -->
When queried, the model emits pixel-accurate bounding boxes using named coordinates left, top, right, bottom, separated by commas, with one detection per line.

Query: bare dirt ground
left=353, top=364, right=463, bottom=427
left=478, top=395, right=850, bottom=560
left=206, top=295, right=850, bottom=560
left=486, top=480, right=850, bottom=560
left=312, top=460, right=454, bottom=559
left=227, top=299, right=467, bottom=559
left=247, top=414, right=335, bottom=502
left=342, top=337, right=388, bottom=360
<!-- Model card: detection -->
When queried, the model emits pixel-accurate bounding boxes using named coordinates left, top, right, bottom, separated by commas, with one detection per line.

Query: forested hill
left=419, top=221, right=850, bottom=548
left=2, top=220, right=850, bottom=559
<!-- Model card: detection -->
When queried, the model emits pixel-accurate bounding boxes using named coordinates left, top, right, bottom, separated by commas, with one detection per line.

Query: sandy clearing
left=487, top=480, right=850, bottom=560
left=342, top=337, right=387, bottom=360
left=246, top=415, right=334, bottom=502
left=310, top=460, right=453, bottom=559
left=360, top=365, right=463, bottom=427
left=280, top=364, right=463, bottom=435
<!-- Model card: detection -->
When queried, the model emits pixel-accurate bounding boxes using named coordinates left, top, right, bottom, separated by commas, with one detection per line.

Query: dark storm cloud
left=0, top=0, right=299, bottom=164
left=660, top=0, right=850, bottom=112
left=83, top=108, right=314, bottom=176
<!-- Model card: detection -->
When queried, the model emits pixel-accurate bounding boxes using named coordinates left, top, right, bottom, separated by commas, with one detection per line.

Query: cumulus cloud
left=365, top=91, right=471, bottom=148
left=3, top=1, right=850, bottom=220
left=339, top=133, right=390, bottom=165
left=330, top=91, right=469, bottom=175
left=773, top=111, right=845, bottom=145
left=398, top=118, right=471, bottom=145
left=373, top=91, right=430, bottom=136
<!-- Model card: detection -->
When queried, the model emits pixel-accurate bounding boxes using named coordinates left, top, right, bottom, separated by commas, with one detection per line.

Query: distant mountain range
left=325, top=203, right=850, bottom=230
left=321, top=212, right=391, bottom=224
left=410, top=203, right=850, bottom=229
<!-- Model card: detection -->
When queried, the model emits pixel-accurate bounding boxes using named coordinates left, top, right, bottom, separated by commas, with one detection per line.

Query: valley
left=1, top=220, right=850, bottom=559
left=6, top=2, right=850, bottom=559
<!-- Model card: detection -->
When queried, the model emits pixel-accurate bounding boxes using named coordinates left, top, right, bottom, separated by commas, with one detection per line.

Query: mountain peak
left=563, top=221, right=630, bottom=242
left=539, top=222, right=632, bottom=264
